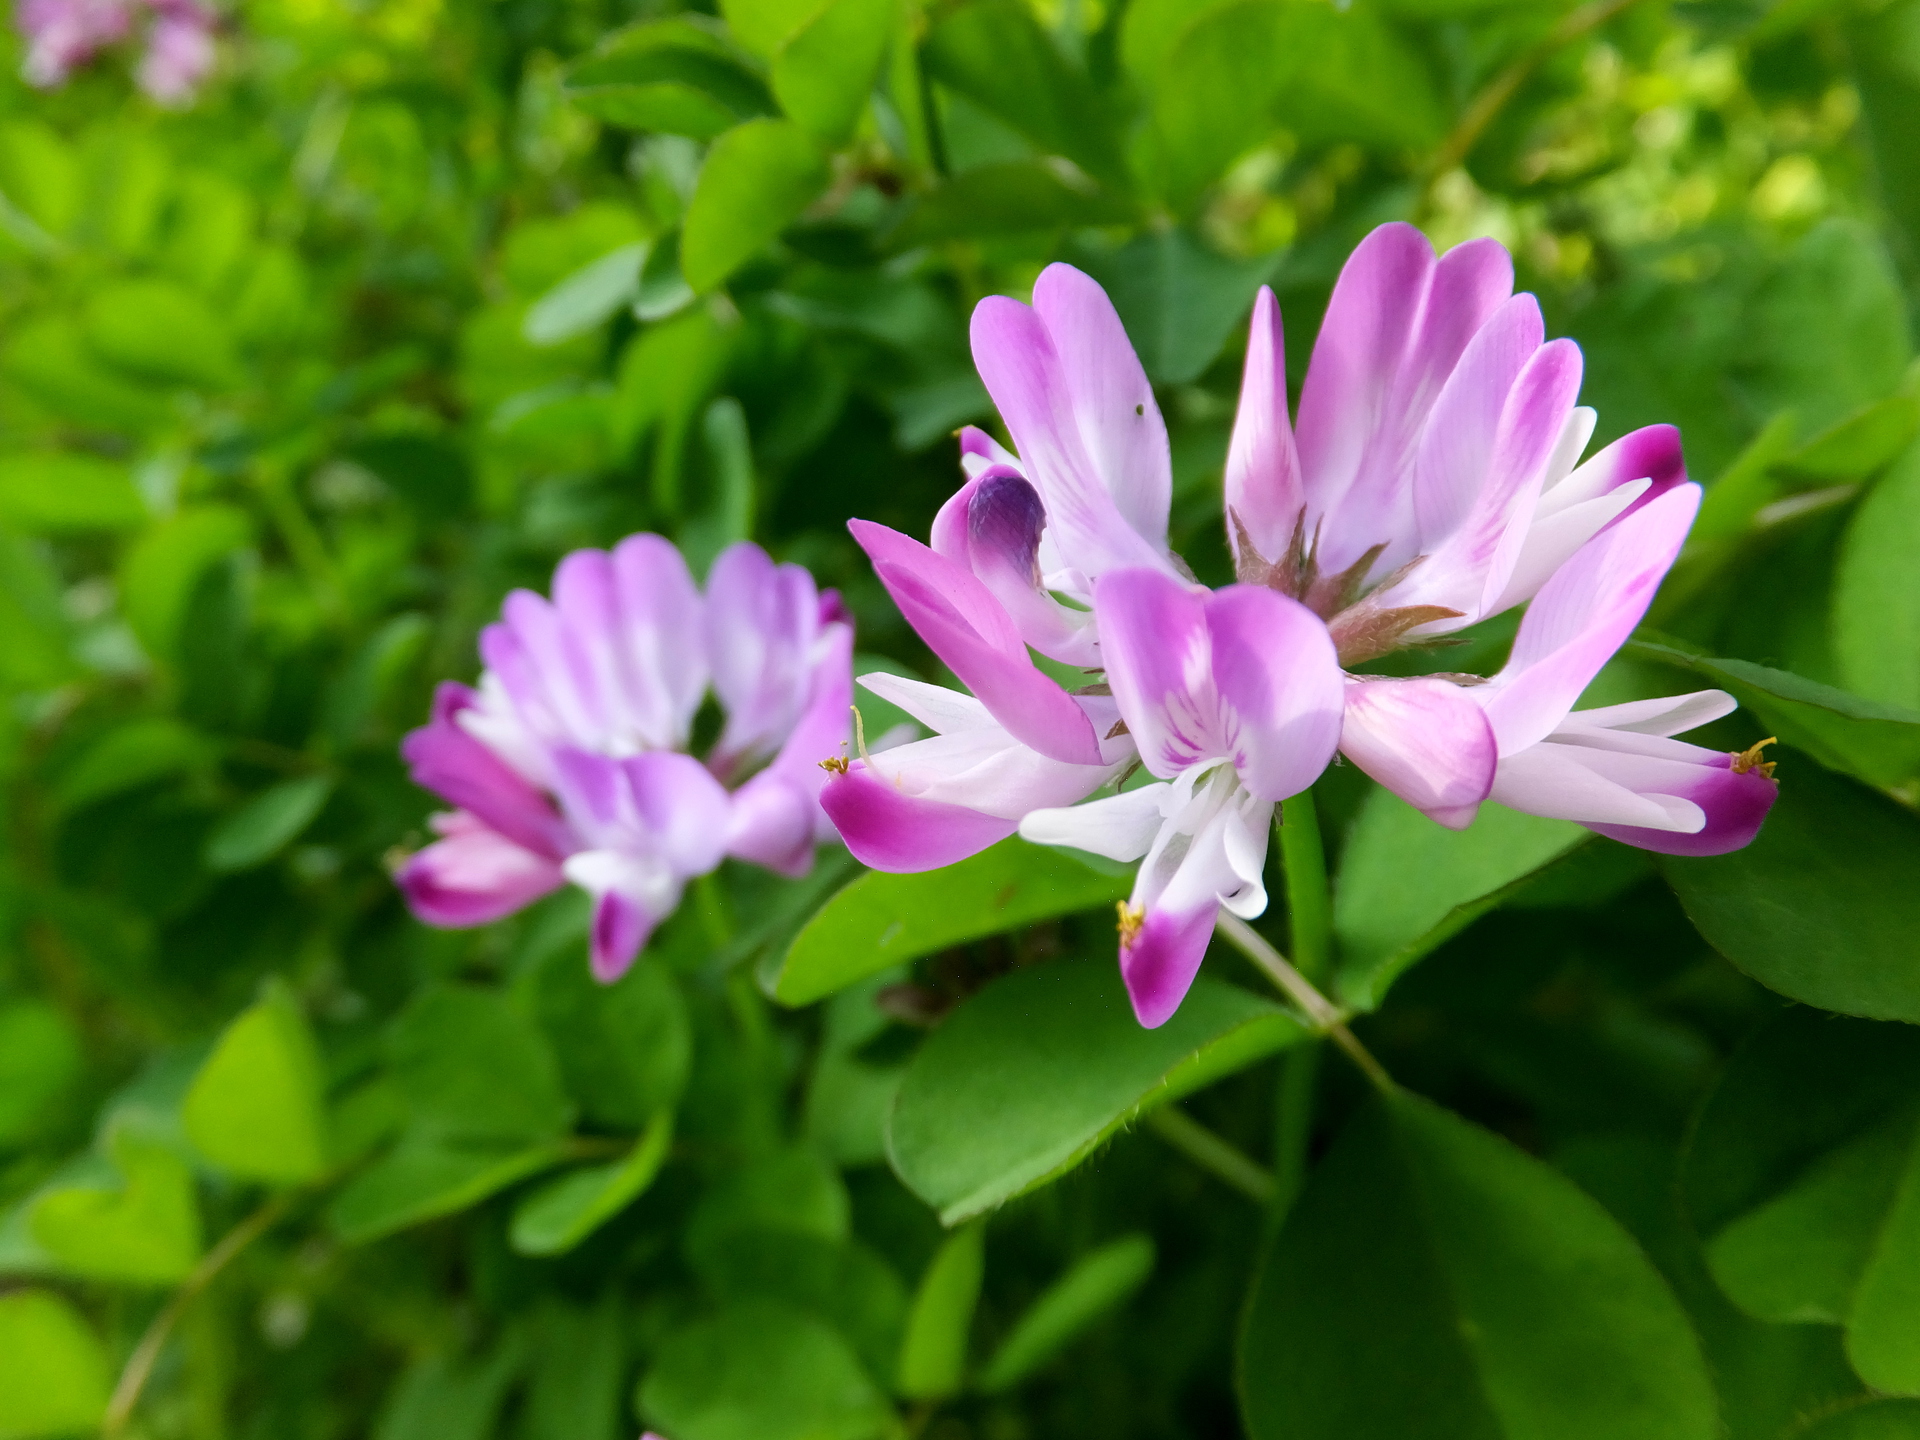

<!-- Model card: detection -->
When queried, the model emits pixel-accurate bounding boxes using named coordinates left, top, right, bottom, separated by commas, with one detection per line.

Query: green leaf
left=0, top=454, right=145, bottom=532
left=51, top=717, right=212, bottom=815
left=84, top=279, right=240, bottom=390
left=1144, top=0, right=1285, bottom=210
left=681, top=119, right=829, bottom=293
left=1269, top=6, right=1446, bottom=151
left=0, top=1290, right=110, bottom=1439
left=524, top=1298, right=627, bottom=1440
left=896, top=1220, right=984, bottom=1400
left=774, top=837, right=1129, bottom=1006
left=1681, top=1009, right=1920, bottom=1394
left=1834, top=442, right=1920, bottom=711
left=717, top=0, right=821, bottom=57
left=2, top=318, right=171, bottom=431
left=1789, top=1400, right=1920, bottom=1440
left=923, top=0, right=1129, bottom=187
left=181, top=984, right=329, bottom=1184
left=977, top=1233, right=1155, bottom=1393
left=388, top=985, right=576, bottom=1144
left=639, top=1299, right=894, bottom=1440
left=202, top=775, right=335, bottom=873
left=0, top=1002, right=82, bottom=1147
left=888, top=161, right=1137, bottom=246
left=1240, top=1089, right=1718, bottom=1440
left=523, top=242, right=647, bottom=346
left=887, top=957, right=1305, bottom=1224
left=375, top=1332, right=531, bottom=1440
left=693, top=1231, right=908, bottom=1387
left=1775, top=388, right=1920, bottom=484
left=329, top=1138, right=573, bottom=1245
left=569, top=20, right=776, bottom=136
left=684, top=1145, right=849, bottom=1269
left=1628, top=636, right=1920, bottom=789
left=509, top=1109, right=673, bottom=1257
left=118, top=506, right=252, bottom=664
left=1332, top=792, right=1588, bottom=1010
left=1660, top=759, right=1920, bottom=1021
left=771, top=0, right=891, bottom=145
left=532, top=945, right=690, bottom=1131
left=1073, top=228, right=1278, bottom=385
left=30, top=1130, right=203, bottom=1286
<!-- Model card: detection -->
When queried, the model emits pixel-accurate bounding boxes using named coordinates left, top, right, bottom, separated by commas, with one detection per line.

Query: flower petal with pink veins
left=849, top=520, right=1105, bottom=765
left=1338, top=677, right=1497, bottom=829
left=1030, top=263, right=1172, bottom=553
left=1205, top=585, right=1345, bottom=801
left=1224, top=285, right=1303, bottom=570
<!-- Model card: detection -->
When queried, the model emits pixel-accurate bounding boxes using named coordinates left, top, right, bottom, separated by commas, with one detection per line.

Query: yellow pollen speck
left=819, top=755, right=850, bottom=775
left=1117, top=902, right=1145, bottom=948
left=1731, top=736, right=1778, bottom=780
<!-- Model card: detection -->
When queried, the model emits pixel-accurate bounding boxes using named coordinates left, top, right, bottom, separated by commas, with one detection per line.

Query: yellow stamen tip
left=819, top=755, right=850, bottom=775
left=1116, top=901, right=1145, bottom=948
left=1731, top=736, right=1779, bottom=780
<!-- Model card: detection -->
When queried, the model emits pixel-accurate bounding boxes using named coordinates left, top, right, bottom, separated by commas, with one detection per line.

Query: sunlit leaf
left=0, top=1290, right=110, bottom=1439
left=182, top=984, right=329, bottom=1184
left=681, top=119, right=829, bottom=292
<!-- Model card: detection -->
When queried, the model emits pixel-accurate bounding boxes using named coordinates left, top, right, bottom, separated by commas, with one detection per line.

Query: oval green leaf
left=509, top=1109, right=672, bottom=1257
left=886, top=957, right=1304, bottom=1224
left=896, top=1220, right=984, bottom=1401
left=182, top=984, right=329, bottom=1184
left=1239, top=1089, right=1718, bottom=1440
left=1662, top=759, right=1920, bottom=1021
left=774, top=838, right=1129, bottom=1007
left=977, top=1232, right=1154, bottom=1393
left=681, top=119, right=828, bottom=293
left=203, top=774, right=335, bottom=873
left=0, top=1289, right=110, bottom=1438
left=0, top=453, right=145, bottom=532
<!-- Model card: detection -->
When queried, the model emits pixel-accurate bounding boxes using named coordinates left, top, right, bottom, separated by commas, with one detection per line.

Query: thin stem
left=1421, top=0, right=1643, bottom=195
left=1278, top=792, right=1332, bottom=984
left=104, top=1193, right=291, bottom=1437
left=1213, top=912, right=1393, bottom=1094
left=1145, top=1106, right=1275, bottom=1205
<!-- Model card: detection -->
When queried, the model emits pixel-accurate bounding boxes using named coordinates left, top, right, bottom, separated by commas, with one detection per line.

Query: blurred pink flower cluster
left=16, top=0, right=215, bottom=102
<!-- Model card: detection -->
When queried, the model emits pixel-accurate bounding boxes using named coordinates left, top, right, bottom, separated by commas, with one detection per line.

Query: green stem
left=1145, top=1106, right=1274, bottom=1205
left=1279, top=791, right=1332, bottom=985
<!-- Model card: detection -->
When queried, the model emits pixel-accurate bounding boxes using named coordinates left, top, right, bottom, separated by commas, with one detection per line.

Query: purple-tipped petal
left=1479, top=484, right=1701, bottom=754
left=401, top=683, right=571, bottom=859
left=1030, top=263, right=1172, bottom=553
left=850, top=520, right=1104, bottom=766
left=967, top=468, right=1101, bottom=665
left=1338, top=677, right=1497, bottom=828
left=1225, top=285, right=1303, bottom=569
left=969, top=296, right=1170, bottom=579
left=1205, top=585, right=1344, bottom=802
left=398, top=813, right=565, bottom=928
left=1542, top=423, right=1688, bottom=519
left=1120, top=904, right=1217, bottom=1029
left=589, top=890, right=655, bottom=982
left=821, top=766, right=1019, bottom=871
left=1585, top=755, right=1778, bottom=856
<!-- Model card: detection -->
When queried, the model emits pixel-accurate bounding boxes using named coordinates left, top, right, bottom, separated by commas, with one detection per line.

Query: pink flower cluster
left=16, top=0, right=215, bottom=103
left=397, top=538, right=852, bottom=981
left=823, top=223, right=1779, bottom=1028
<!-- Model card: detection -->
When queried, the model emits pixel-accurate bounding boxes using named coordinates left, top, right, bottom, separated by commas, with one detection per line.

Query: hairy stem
left=1146, top=1106, right=1275, bottom=1205
left=104, top=1194, right=291, bottom=1438
left=1213, top=912, right=1392, bottom=1094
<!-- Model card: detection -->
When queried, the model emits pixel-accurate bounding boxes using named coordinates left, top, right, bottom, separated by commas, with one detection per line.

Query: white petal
left=1020, top=783, right=1168, bottom=862
left=858, top=672, right=997, bottom=735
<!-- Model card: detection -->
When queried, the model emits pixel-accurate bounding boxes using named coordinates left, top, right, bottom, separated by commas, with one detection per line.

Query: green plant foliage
left=888, top=958, right=1304, bottom=1223
left=1240, top=1090, right=1719, bottom=1440
left=0, top=1290, right=110, bottom=1439
left=5, top=0, right=1918, bottom=1432
left=775, top=837, right=1129, bottom=1004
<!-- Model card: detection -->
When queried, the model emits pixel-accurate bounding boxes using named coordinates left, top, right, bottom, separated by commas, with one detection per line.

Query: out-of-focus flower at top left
left=15, top=0, right=216, bottom=102
left=396, top=536, right=852, bottom=982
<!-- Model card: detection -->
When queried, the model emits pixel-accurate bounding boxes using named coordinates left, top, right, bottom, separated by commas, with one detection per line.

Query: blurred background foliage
left=1, top=0, right=1919, bottom=1436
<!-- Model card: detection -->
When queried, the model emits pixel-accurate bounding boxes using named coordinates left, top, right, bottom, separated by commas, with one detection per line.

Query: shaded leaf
left=203, top=775, right=335, bottom=873
left=896, top=1220, right=984, bottom=1400
left=509, top=1109, right=673, bottom=1256
left=887, top=958, right=1304, bottom=1224
left=977, top=1233, right=1155, bottom=1393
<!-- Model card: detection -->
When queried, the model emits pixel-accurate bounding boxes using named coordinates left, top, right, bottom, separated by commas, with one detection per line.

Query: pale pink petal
left=401, top=683, right=573, bottom=859
left=1560, top=690, right=1735, bottom=737
left=623, top=751, right=733, bottom=877
left=610, top=533, right=708, bottom=746
left=1093, top=568, right=1218, bottom=780
left=858, top=725, right=1123, bottom=818
left=1538, top=423, right=1688, bottom=519
left=1224, top=286, right=1303, bottom=570
left=1204, top=585, right=1344, bottom=802
left=1031, top=263, right=1171, bottom=553
left=706, top=543, right=821, bottom=774
left=1488, top=743, right=1704, bottom=831
left=398, top=813, right=565, bottom=928
left=1338, top=677, right=1496, bottom=829
left=850, top=520, right=1104, bottom=765
left=1477, top=484, right=1701, bottom=753
left=1584, top=755, right=1777, bottom=856
left=726, top=769, right=819, bottom=877
left=588, top=890, right=655, bottom=982
left=969, top=297, right=1170, bottom=580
